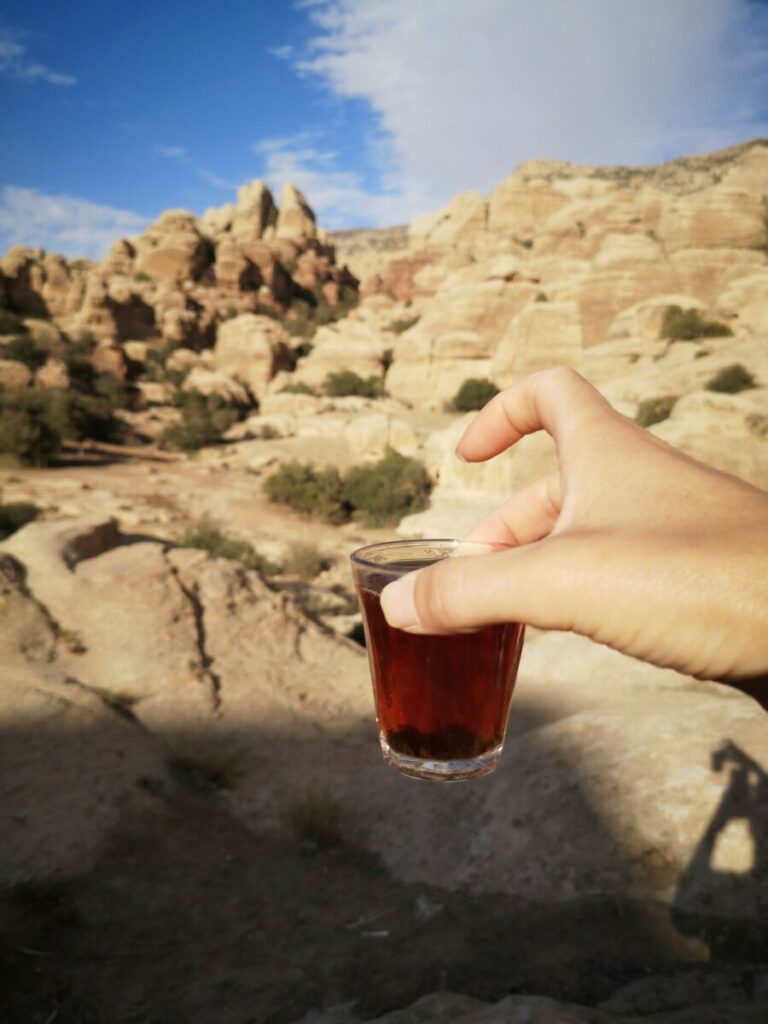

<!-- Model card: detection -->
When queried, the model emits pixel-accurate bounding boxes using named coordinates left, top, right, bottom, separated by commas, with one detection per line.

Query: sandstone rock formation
left=0, top=178, right=358, bottom=400
left=362, top=140, right=768, bottom=410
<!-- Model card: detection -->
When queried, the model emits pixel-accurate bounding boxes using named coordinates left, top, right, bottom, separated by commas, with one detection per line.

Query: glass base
left=380, top=737, right=502, bottom=781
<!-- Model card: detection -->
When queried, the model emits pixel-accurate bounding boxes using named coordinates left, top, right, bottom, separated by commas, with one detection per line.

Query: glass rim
left=349, top=537, right=512, bottom=571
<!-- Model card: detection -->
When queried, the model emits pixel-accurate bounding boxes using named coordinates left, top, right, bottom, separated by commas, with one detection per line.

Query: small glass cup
left=350, top=538, right=525, bottom=781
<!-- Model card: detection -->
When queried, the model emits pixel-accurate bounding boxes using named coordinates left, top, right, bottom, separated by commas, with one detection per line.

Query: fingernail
left=380, top=573, right=421, bottom=629
left=454, top=446, right=468, bottom=463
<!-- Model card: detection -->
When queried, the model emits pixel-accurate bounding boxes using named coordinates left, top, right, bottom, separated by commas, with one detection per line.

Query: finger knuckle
left=417, top=560, right=467, bottom=631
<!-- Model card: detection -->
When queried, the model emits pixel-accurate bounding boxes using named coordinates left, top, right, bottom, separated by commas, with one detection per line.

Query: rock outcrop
left=361, top=140, right=768, bottom=409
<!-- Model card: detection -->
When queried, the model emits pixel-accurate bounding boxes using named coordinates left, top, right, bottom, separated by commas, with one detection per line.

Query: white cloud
left=0, top=31, right=75, bottom=86
left=0, top=186, right=148, bottom=260
left=154, top=145, right=237, bottom=191
left=269, top=44, right=294, bottom=60
left=156, top=145, right=188, bottom=160
left=291, top=0, right=768, bottom=224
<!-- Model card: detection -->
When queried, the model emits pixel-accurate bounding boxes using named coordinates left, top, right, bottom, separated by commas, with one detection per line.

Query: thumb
left=380, top=535, right=587, bottom=635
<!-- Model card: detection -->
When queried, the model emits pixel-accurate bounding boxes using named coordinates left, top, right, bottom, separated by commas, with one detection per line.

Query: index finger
left=457, top=367, right=615, bottom=464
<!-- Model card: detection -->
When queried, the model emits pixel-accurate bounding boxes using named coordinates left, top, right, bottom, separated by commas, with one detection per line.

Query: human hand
left=381, top=368, right=768, bottom=681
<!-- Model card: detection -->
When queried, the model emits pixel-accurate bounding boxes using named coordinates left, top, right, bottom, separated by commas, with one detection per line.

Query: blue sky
left=2, top=0, right=768, bottom=259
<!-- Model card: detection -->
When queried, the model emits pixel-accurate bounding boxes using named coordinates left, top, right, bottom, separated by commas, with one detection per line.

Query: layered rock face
left=362, top=141, right=768, bottom=409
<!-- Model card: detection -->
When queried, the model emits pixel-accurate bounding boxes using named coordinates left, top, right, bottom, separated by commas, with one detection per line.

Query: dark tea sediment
left=359, top=586, right=524, bottom=762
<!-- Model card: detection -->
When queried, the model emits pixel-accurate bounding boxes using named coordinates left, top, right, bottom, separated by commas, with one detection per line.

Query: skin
left=381, top=368, right=768, bottom=689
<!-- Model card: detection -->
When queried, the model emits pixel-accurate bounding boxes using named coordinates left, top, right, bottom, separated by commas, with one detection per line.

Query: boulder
left=214, top=236, right=261, bottom=291
left=182, top=367, right=251, bottom=406
left=213, top=313, right=293, bottom=397
left=91, top=340, right=127, bottom=379
left=34, top=356, right=69, bottom=389
left=133, top=210, right=211, bottom=282
left=0, top=358, right=32, bottom=392
left=166, top=346, right=202, bottom=374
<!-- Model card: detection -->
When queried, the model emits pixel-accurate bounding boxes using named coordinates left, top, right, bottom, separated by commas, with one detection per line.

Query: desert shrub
left=0, top=403, right=61, bottom=466
left=93, top=373, right=131, bottom=409
left=660, top=306, right=733, bottom=341
left=0, top=388, right=119, bottom=466
left=635, top=395, right=678, bottom=428
left=294, top=341, right=314, bottom=360
left=386, top=315, right=419, bottom=334
left=279, top=381, right=318, bottom=396
left=347, top=621, right=366, bottom=647
left=705, top=364, right=756, bottom=394
left=283, top=788, right=345, bottom=849
left=0, top=499, right=39, bottom=540
left=161, top=390, right=238, bottom=450
left=144, top=339, right=182, bottom=382
left=0, top=334, right=48, bottom=371
left=264, top=461, right=348, bottom=522
left=0, top=310, right=26, bottom=335
left=177, top=521, right=279, bottom=575
left=282, top=542, right=328, bottom=578
left=313, top=287, right=359, bottom=328
left=341, top=449, right=432, bottom=526
left=323, top=370, right=383, bottom=399
left=284, top=301, right=315, bottom=339
left=450, top=378, right=500, bottom=412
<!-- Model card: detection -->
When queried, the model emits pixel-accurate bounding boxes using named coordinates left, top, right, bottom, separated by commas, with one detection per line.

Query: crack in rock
left=161, top=548, right=222, bottom=711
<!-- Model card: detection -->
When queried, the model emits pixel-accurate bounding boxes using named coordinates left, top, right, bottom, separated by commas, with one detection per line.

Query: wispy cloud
left=0, top=30, right=75, bottom=86
left=0, top=186, right=147, bottom=260
left=154, top=144, right=238, bottom=191
left=288, top=0, right=768, bottom=225
left=252, top=132, right=420, bottom=227
left=269, top=45, right=294, bottom=61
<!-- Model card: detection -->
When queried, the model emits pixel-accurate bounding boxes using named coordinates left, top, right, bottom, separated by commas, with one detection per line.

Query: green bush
left=323, top=370, right=383, bottom=399
left=264, top=461, right=348, bottom=523
left=265, top=451, right=432, bottom=526
left=386, top=315, right=419, bottom=334
left=282, top=542, right=328, bottom=578
left=705, top=364, right=756, bottom=394
left=342, top=449, right=432, bottom=526
left=0, top=388, right=120, bottom=466
left=0, top=310, right=26, bottom=336
left=660, top=306, right=733, bottom=341
left=177, top=522, right=278, bottom=575
left=93, top=373, right=132, bottom=409
left=0, top=500, right=39, bottom=540
left=635, top=395, right=678, bottom=428
left=279, top=381, right=318, bottom=396
left=161, top=390, right=238, bottom=450
left=450, top=378, right=500, bottom=412
left=0, top=334, right=48, bottom=371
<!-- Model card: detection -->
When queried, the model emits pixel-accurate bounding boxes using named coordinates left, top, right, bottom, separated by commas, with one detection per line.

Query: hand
left=381, top=368, right=768, bottom=682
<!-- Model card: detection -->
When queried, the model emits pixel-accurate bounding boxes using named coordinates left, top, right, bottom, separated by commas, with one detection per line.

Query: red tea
left=359, top=584, right=524, bottom=763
